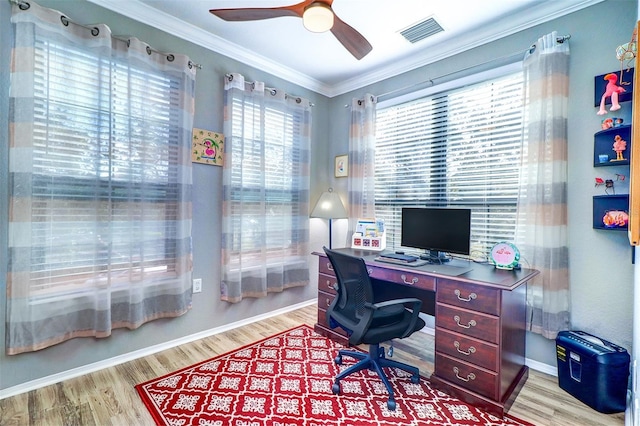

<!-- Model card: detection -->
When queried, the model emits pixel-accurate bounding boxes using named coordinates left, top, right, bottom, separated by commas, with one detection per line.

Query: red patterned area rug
left=135, top=325, right=533, bottom=425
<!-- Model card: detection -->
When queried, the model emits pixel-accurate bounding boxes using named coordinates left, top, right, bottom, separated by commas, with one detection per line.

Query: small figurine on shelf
left=601, top=117, right=624, bottom=130
left=597, top=73, right=626, bottom=115
left=595, top=177, right=616, bottom=194
left=603, top=210, right=629, bottom=228
left=601, top=117, right=614, bottom=130
left=612, top=134, right=627, bottom=161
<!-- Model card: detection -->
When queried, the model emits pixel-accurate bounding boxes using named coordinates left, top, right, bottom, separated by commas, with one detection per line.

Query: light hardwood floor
left=0, top=304, right=626, bottom=425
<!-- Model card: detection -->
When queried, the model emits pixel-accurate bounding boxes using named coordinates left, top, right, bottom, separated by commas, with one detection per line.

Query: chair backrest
left=323, top=247, right=375, bottom=330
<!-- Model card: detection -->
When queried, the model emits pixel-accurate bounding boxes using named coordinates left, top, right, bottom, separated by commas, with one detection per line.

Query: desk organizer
left=351, top=218, right=386, bottom=251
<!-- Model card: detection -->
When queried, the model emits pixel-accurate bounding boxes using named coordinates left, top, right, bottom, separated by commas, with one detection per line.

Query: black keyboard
left=379, top=253, right=418, bottom=262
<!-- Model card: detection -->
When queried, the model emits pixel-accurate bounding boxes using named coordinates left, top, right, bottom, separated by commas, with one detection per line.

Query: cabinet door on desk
left=435, top=327, right=499, bottom=371
left=318, top=272, right=337, bottom=295
left=369, top=266, right=436, bottom=292
left=437, top=279, right=500, bottom=315
left=436, top=304, right=500, bottom=344
left=318, top=257, right=335, bottom=276
left=435, top=352, right=499, bottom=400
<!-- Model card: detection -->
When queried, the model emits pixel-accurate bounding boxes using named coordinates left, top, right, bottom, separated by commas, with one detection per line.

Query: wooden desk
left=313, top=248, right=539, bottom=417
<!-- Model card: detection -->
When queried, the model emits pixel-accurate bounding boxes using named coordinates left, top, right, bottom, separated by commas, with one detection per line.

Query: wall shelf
left=593, top=125, right=631, bottom=167
left=593, top=194, right=629, bottom=230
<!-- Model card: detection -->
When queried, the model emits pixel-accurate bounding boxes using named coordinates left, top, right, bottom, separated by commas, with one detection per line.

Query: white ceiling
left=88, top=0, right=601, bottom=97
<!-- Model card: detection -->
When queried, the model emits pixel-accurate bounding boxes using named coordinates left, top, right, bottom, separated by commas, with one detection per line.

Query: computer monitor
left=400, top=207, right=471, bottom=262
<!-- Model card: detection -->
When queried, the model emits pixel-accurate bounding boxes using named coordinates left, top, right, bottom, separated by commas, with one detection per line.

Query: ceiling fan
left=209, top=0, right=373, bottom=60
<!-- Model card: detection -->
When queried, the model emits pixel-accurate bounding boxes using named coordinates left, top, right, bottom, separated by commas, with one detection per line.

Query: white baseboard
left=0, top=299, right=558, bottom=400
left=526, top=358, right=557, bottom=376
left=0, top=299, right=317, bottom=401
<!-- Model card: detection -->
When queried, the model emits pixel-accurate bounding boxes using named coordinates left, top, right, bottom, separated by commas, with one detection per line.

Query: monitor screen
left=400, top=207, right=471, bottom=260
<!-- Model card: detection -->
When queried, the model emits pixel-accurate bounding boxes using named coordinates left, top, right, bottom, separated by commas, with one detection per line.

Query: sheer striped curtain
left=347, top=95, right=377, bottom=242
left=7, top=1, right=196, bottom=354
left=516, top=32, right=571, bottom=339
left=221, top=73, right=311, bottom=303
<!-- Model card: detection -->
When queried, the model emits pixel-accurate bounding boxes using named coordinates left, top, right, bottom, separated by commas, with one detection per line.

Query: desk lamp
left=310, top=188, right=347, bottom=249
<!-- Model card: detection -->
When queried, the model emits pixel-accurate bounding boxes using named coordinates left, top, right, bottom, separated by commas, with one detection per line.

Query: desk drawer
left=318, top=256, right=336, bottom=276
left=318, top=290, right=336, bottom=312
left=435, top=353, right=498, bottom=400
left=436, top=304, right=499, bottom=344
left=317, top=295, right=348, bottom=338
left=437, top=279, right=500, bottom=316
left=318, top=273, right=338, bottom=295
left=435, top=327, right=499, bottom=371
left=369, top=267, right=436, bottom=292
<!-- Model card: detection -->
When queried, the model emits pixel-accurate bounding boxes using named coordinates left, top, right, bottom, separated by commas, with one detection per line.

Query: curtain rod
left=9, top=0, right=202, bottom=70
left=224, top=73, right=315, bottom=107
left=351, top=34, right=571, bottom=106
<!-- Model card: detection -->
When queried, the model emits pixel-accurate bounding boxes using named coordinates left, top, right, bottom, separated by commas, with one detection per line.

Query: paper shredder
left=556, top=330, right=629, bottom=413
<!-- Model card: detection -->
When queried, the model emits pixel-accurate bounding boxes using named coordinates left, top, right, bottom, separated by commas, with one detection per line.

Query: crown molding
left=86, top=0, right=333, bottom=95
left=88, top=0, right=603, bottom=98
left=327, top=0, right=604, bottom=97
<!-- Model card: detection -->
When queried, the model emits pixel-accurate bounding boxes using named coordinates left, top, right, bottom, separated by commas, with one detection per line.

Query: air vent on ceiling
left=400, top=17, right=443, bottom=44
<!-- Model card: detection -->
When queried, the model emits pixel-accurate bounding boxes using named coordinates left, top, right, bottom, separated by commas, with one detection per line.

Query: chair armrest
left=371, top=298, right=423, bottom=338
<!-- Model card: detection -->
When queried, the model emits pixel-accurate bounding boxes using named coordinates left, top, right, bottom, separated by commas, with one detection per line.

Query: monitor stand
left=419, top=250, right=450, bottom=264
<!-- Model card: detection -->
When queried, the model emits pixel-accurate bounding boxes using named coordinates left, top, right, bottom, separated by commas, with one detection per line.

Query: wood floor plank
left=0, top=304, right=626, bottom=425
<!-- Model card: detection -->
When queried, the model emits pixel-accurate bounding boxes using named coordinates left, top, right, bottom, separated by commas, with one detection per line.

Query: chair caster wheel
left=387, top=399, right=396, bottom=411
left=379, top=347, right=386, bottom=358
left=411, top=375, right=420, bottom=384
left=332, top=382, right=341, bottom=394
left=334, top=355, right=342, bottom=365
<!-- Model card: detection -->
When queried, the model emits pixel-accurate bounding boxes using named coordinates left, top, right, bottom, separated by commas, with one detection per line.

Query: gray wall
left=321, top=0, right=637, bottom=367
left=0, top=0, right=325, bottom=392
left=0, top=0, right=637, bottom=393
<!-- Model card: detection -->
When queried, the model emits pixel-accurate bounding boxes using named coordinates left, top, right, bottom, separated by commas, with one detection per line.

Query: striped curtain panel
left=347, top=95, right=377, bottom=242
left=221, top=73, right=311, bottom=303
left=7, top=1, right=195, bottom=354
left=516, top=32, right=571, bottom=339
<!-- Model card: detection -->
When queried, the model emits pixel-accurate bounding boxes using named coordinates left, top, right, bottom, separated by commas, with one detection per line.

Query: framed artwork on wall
left=192, top=128, right=224, bottom=166
left=335, top=154, right=348, bottom=177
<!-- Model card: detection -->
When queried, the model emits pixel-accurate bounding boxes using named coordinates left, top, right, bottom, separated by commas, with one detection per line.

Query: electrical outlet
left=192, top=278, right=202, bottom=293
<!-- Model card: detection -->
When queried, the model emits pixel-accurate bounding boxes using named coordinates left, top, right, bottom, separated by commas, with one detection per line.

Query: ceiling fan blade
left=330, top=14, right=372, bottom=60
left=210, top=7, right=298, bottom=21
left=210, top=0, right=317, bottom=21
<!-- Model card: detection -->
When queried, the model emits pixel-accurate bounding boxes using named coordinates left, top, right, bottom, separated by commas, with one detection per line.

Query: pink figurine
left=598, top=73, right=626, bottom=115
left=613, top=134, right=627, bottom=161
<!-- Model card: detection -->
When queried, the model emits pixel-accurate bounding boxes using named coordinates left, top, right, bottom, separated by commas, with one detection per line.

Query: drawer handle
left=326, top=280, right=337, bottom=291
left=401, top=274, right=418, bottom=285
left=326, top=262, right=334, bottom=271
left=453, top=367, right=476, bottom=382
left=454, top=289, right=477, bottom=302
left=325, top=298, right=331, bottom=307
left=454, top=315, right=477, bottom=329
left=454, top=341, right=476, bottom=356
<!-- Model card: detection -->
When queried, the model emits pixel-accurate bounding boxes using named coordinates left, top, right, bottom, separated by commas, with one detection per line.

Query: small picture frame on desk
left=335, top=155, right=348, bottom=177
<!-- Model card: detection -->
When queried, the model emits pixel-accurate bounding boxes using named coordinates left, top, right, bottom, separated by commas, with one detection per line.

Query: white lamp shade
left=303, top=2, right=334, bottom=33
left=310, top=188, right=347, bottom=219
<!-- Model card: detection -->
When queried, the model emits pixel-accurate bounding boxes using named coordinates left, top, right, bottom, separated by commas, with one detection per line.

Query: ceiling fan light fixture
left=303, top=2, right=334, bottom=33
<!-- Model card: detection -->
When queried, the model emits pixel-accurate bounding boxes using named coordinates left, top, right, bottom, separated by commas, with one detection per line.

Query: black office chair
left=323, top=246, right=426, bottom=410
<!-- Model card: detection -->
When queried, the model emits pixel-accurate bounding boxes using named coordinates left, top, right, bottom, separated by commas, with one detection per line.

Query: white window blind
left=375, top=72, right=524, bottom=257
left=227, top=98, right=305, bottom=260
left=29, top=38, right=181, bottom=295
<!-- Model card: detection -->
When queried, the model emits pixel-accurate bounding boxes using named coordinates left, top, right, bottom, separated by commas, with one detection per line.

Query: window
left=26, top=39, right=182, bottom=297
left=221, top=76, right=310, bottom=302
left=227, top=98, right=307, bottom=263
left=375, top=67, right=524, bottom=257
left=7, top=2, right=195, bottom=354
